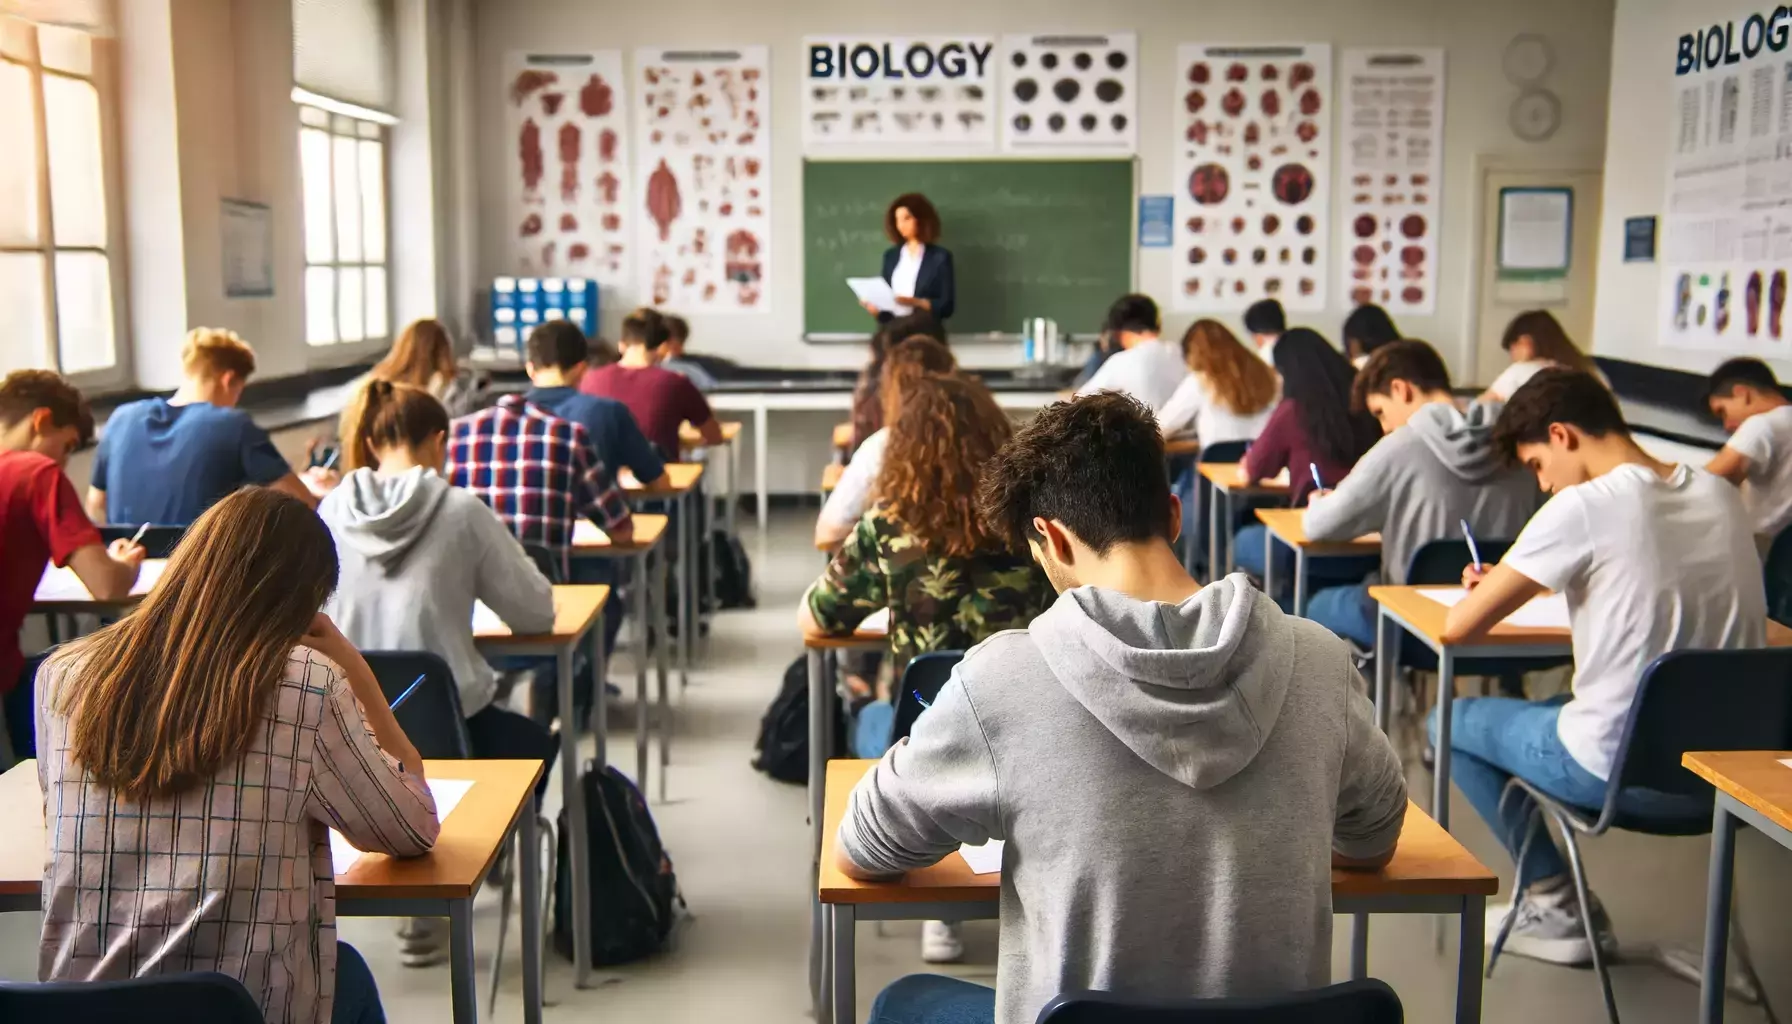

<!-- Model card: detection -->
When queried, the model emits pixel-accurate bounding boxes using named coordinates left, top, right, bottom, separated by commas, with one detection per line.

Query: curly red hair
left=875, top=375, right=1012, bottom=558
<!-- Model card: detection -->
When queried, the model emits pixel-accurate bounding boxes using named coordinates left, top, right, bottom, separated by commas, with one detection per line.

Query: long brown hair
left=1182, top=319, right=1279, bottom=415
left=372, top=319, right=457, bottom=389
left=340, top=379, right=450, bottom=471
left=1501, top=310, right=1594, bottom=374
left=53, top=488, right=340, bottom=801
left=876, top=375, right=1012, bottom=558
left=879, top=336, right=957, bottom=424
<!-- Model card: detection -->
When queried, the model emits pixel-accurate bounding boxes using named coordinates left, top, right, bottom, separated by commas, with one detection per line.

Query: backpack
left=752, top=655, right=846, bottom=785
left=707, top=529, right=756, bottom=610
left=553, top=764, right=682, bottom=965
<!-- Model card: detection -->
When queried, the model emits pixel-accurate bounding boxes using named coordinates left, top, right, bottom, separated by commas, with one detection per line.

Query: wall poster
left=504, top=51, right=631, bottom=284
left=802, top=36, right=997, bottom=149
left=1338, top=48, right=1444, bottom=315
left=1000, top=32, right=1137, bottom=153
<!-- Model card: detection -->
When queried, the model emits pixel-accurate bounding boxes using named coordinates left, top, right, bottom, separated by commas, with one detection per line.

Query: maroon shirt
left=0, top=450, right=102, bottom=688
left=578, top=363, right=714, bottom=458
left=1242, top=400, right=1359, bottom=506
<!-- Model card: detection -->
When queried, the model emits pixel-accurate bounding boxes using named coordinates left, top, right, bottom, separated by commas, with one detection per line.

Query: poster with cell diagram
left=505, top=52, right=631, bottom=284
left=634, top=47, right=771, bottom=313
left=1173, top=43, right=1332, bottom=313
left=803, top=37, right=997, bottom=149
left=1000, top=32, right=1137, bottom=153
left=1658, top=27, right=1792, bottom=354
left=1339, top=48, right=1445, bottom=315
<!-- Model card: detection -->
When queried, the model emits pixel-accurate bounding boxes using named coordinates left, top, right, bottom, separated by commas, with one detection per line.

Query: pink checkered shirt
left=36, top=646, right=440, bottom=1024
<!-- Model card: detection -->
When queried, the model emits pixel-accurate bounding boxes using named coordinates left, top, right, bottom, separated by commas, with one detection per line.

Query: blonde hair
left=181, top=328, right=257, bottom=381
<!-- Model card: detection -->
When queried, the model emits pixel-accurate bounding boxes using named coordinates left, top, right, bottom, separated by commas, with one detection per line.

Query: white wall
left=471, top=0, right=1616, bottom=375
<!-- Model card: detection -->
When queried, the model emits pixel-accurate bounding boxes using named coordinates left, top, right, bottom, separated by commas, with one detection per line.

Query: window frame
left=296, top=96, right=393, bottom=361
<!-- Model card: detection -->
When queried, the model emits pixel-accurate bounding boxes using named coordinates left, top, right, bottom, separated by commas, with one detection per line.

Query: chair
left=1764, top=526, right=1792, bottom=626
left=98, top=524, right=187, bottom=559
left=1487, top=647, right=1792, bottom=1023
left=522, top=542, right=565, bottom=584
left=888, top=651, right=965, bottom=746
left=0, top=971, right=264, bottom=1023
left=1397, top=539, right=1572, bottom=680
left=1037, top=979, right=1403, bottom=1024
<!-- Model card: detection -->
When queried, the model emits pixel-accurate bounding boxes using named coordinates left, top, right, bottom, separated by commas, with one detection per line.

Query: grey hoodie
left=1304, top=400, right=1542, bottom=585
left=839, top=576, right=1407, bottom=1024
left=319, top=467, right=555, bottom=714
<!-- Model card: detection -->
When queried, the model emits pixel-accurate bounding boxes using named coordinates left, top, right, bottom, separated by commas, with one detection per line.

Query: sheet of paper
left=35, top=560, right=166, bottom=602
left=471, top=601, right=507, bottom=635
left=1414, top=587, right=1570, bottom=629
left=847, top=276, right=898, bottom=313
left=858, top=606, right=890, bottom=636
left=958, top=839, right=1004, bottom=875
left=572, top=520, right=610, bottom=546
left=331, top=778, right=474, bottom=875
left=1779, top=758, right=1792, bottom=771
left=1268, top=468, right=1291, bottom=487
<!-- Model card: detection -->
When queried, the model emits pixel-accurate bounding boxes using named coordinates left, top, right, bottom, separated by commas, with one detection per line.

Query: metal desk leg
left=728, top=436, right=741, bottom=537
left=1457, top=895, right=1486, bottom=1024
left=1373, top=609, right=1395, bottom=733
left=806, top=647, right=830, bottom=1014
left=1262, top=526, right=1274, bottom=599
left=449, top=897, right=478, bottom=1024
left=634, top=552, right=650, bottom=796
left=754, top=405, right=769, bottom=533
left=520, top=805, right=543, bottom=1024
left=698, top=474, right=714, bottom=643
left=591, top=627, right=607, bottom=770
left=678, top=492, right=693, bottom=689
left=1350, top=913, right=1369, bottom=979
left=1701, top=802, right=1738, bottom=1024
left=1293, top=546, right=1308, bottom=617
left=831, top=904, right=856, bottom=1024
left=558, top=643, right=593, bottom=987
left=1435, top=648, right=1454, bottom=832
left=1207, top=476, right=1220, bottom=585
left=1222, top=489, right=1237, bottom=574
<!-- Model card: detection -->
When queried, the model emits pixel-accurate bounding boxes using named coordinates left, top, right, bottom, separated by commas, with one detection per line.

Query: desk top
left=818, top=760, right=1495, bottom=905
left=679, top=421, right=742, bottom=448
left=0, top=759, right=539, bottom=902
left=1370, top=585, right=1792, bottom=651
left=572, top=513, right=668, bottom=554
left=1683, top=751, right=1792, bottom=835
left=622, top=462, right=704, bottom=494
left=33, top=559, right=169, bottom=611
left=474, top=584, right=609, bottom=645
left=1198, top=462, right=1290, bottom=494
left=801, top=623, right=888, bottom=652
left=821, top=463, right=845, bottom=494
left=1255, top=507, right=1382, bottom=554
left=833, top=422, right=853, bottom=450
left=1164, top=437, right=1201, bottom=457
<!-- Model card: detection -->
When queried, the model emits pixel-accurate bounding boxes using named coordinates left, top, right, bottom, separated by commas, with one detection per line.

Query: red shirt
left=0, top=450, right=102, bottom=689
left=1242, top=400, right=1361, bottom=506
left=578, top=363, right=714, bottom=459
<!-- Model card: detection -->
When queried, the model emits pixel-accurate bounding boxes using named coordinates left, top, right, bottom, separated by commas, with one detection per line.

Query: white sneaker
left=398, top=917, right=446, bottom=968
left=921, top=920, right=964, bottom=964
left=1486, top=885, right=1616, bottom=966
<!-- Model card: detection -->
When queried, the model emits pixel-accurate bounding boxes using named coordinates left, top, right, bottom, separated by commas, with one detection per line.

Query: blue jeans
left=871, top=975, right=995, bottom=1024
left=853, top=700, right=896, bottom=759
left=334, top=941, right=385, bottom=1024
left=1306, top=582, right=1377, bottom=647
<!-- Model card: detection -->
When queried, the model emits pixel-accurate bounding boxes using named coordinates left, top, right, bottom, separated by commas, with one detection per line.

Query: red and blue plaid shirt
left=446, top=394, right=631, bottom=573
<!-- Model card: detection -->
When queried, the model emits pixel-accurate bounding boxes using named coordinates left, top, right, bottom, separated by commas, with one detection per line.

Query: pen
left=1309, top=463, right=1324, bottom=492
left=912, top=690, right=932, bottom=710
left=1460, top=519, right=1483, bottom=572
left=323, top=449, right=340, bottom=470
left=389, top=673, right=427, bottom=710
left=128, top=522, right=150, bottom=547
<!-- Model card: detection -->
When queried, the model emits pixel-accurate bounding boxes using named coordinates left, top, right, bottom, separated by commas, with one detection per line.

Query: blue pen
left=1309, top=462, right=1324, bottom=492
left=1460, top=519, right=1483, bottom=572
left=389, top=673, right=427, bottom=710
left=912, top=690, right=932, bottom=710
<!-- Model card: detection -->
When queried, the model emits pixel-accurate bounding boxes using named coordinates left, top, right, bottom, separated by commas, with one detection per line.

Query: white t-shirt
left=890, top=244, right=925, bottom=300
left=817, top=428, right=887, bottom=531
left=1157, top=373, right=1277, bottom=448
left=1484, top=359, right=1553, bottom=400
left=1076, top=338, right=1190, bottom=412
left=1502, top=463, right=1765, bottom=779
left=1724, top=405, right=1792, bottom=540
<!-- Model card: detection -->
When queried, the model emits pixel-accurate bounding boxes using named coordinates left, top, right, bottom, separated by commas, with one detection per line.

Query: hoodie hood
left=1028, top=575, right=1294, bottom=790
left=327, top=466, right=451, bottom=572
left=1407, top=400, right=1506, bottom=485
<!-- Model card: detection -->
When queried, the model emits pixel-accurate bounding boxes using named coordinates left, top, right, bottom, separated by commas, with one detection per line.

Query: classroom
left=3, top=1, right=1792, bottom=1023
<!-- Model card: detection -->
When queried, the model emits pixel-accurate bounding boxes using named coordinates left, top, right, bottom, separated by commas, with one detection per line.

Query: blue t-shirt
left=92, top=398, right=292, bottom=525
left=525, top=387, right=665, bottom=486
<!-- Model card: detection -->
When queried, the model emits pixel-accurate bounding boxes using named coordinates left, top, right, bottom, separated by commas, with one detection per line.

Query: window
left=298, top=102, right=389, bottom=347
left=0, top=17, right=121, bottom=378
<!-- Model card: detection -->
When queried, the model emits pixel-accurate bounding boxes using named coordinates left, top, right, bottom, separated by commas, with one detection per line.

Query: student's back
left=96, top=397, right=289, bottom=524
left=580, top=361, right=710, bottom=457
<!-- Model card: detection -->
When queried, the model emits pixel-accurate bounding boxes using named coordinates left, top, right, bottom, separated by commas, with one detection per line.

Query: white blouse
left=1157, top=373, right=1277, bottom=449
left=817, top=428, right=888, bottom=532
left=890, top=244, right=925, bottom=300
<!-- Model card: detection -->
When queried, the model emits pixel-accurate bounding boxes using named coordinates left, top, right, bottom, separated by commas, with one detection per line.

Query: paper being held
left=847, top=276, right=899, bottom=313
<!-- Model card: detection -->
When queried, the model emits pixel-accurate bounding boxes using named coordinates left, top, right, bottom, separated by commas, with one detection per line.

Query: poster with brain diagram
left=505, top=52, right=631, bottom=285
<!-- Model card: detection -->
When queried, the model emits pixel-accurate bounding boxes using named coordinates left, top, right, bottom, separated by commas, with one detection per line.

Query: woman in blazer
left=862, top=192, right=956, bottom=324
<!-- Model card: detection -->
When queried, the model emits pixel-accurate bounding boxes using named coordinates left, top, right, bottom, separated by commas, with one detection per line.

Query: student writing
left=1342, top=303, right=1401, bottom=369
left=848, top=310, right=944, bottom=456
left=657, top=314, right=721, bottom=392
left=1075, top=293, right=1187, bottom=411
left=1156, top=318, right=1279, bottom=447
left=522, top=320, right=668, bottom=489
left=1479, top=309, right=1599, bottom=403
left=1243, top=297, right=1286, bottom=364
left=579, top=307, right=724, bottom=458
left=1703, top=357, right=1792, bottom=546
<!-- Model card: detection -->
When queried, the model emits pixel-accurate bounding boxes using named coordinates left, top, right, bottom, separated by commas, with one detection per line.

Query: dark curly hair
left=885, top=192, right=942, bottom=244
left=876, top=375, right=1012, bottom=558
left=1491, top=366, right=1628, bottom=465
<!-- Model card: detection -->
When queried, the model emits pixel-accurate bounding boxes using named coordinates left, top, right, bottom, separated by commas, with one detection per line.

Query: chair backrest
left=889, top=651, right=966, bottom=746
left=98, top=525, right=187, bottom=560
left=361, top=651, right=471, bottom=759
left=1765, top=527, right=1792, bottom=626
left=1038, top=979, right=1403, bottom=1024
left=1197, top=440, right=1251, bottom=465
left=523, top=542, right=565, bottom=584
left=1404, top=538, right=1517, bottom=586
left=1607, top=647, right=1792, bottom=805
left=0, top=971, right=265, bottom=1023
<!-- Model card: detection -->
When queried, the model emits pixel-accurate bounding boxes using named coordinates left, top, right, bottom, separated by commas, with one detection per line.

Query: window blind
left=0, top=0, right=113, bottom=34
left=291, top=0, right=394, bottom=113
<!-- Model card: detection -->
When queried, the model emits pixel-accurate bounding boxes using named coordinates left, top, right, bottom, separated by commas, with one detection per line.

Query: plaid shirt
left=446, top=394, right=632, bottom=574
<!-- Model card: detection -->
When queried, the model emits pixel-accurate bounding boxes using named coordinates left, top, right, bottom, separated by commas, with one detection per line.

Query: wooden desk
left=1164, top=436, right=1201, bottom=457
left=820, top=462, right=844, bottom=496
left=32, top=559, right=168, bottom=612
left=1683, top=750, right=1792, bottom=1024
left=622, top=464, right=706, bottom=690
left=832, top=421, right=853, bottom=461
left=0, top=758, right=544, bottom=1024
left=1196, top=463, right=1290, bottom=583
left=1254, top=507, right=1382, bottom=616
left=816, top=760, right=1495, bottom=1024
left=573, top=516, right=675, bottom=802
left=679, top=419, right=742, bottom=450
left=622, top=462, right=704, bottom=494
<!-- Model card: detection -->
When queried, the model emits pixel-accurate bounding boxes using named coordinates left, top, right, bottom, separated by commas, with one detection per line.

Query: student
left=838, top=392, right=1407, bottom=1024
left=1075, top=293, right=1188, bottom=410
left=849, top=310, right=944, bottom=454
left=0, top=371, right=144, bottom=760
left=1706, top=358, right=1792, bottom=546
left=1071, top=328, right=1119, bottom=391
left=522, top=320, right=667, bottom=488
left=1157, top=318, right=1280, bottom=446
left=1342, top=303, right=1401, bottom=369
left=1233, top=329, right=1380, bottom=582
left=578, top=307, right=723, bottom=458
left=38, top=486, right=438, bottom=1024
left=815, top=336, right=957, bottom=550
left=89, top=328, right=324, bottom=524
left=1302, top=341, right=1541, bottom=646
left=367, top=318, right=487, bottom=418
left=1243, top=298, right=1287, bottom=363
left=1439, top=368, right=1763, bottom=964
left=657, top=314, right=720, bottom=392
left=1480, top=310, right=1598, bottom=402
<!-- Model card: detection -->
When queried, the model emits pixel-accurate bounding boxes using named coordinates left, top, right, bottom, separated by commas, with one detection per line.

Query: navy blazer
left=880, top=244, right=956, bottom=321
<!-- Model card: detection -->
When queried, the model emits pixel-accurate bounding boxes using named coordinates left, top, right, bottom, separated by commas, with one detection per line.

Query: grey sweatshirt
left=1303, top=400, right=1542, bottom=585
left=319, top=467, right=555, bottom=714
left=838, top=576, right=1407, bottom=1024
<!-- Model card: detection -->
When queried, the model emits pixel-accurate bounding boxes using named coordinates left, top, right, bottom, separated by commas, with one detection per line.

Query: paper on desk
left=330, top=777, right=474, bottom=874
left=1414, top=588, right=1571, bottom=629
left=959, top=840, right=1004, bottom=875
left=35, top=560, right=166, bottom=602
left=471, top=600, right=507, bottom=634
left=572, top=520, right=610, bottom=546
left=1780, top=758, right=1792, bottom=771
left=847, top=276, right=899, bottom=313
left=859, top=607, right=890, bottom=636
left=1268, top=468, right=1291, bottom=487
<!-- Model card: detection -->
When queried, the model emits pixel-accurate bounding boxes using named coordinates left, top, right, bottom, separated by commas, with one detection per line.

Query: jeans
left=1429, top=696, right=1707, bottom=889
left=333, top=941, right=386, bottom=1024
left=1232, top=526, right=1379, bottom=607
left=1306, top=582, right=1377, bottom=647
left=853, top=700, right=896, bottom=759
left=870, top=975, right=995, bottom=1024
left=466, top=704, right=559, bottom=803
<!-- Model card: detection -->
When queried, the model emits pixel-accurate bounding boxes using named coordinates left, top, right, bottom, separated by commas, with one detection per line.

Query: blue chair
left=1487, top=648, right=1792, bottom=1023
left=98, top=524, right=187, bottom=559
left=0, top=971, right=264, bottom=1023
left=888, top=651, right=966, bottom=746
left=1037, top=979, right=1403, bottom=1024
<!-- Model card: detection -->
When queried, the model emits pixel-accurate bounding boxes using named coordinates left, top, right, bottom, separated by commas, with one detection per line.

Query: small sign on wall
left=1138, top=195, right=1172, bottom=247
left=1624, top=216, right=1657, bottom=263
left=220, top=199, right=273, bottom=298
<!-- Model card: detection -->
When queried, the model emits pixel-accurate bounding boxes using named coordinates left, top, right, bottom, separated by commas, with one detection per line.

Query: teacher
left=865, top=192, right=956, bottom=323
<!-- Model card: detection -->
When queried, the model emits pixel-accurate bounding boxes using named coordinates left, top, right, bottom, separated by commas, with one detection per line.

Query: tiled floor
left=4, top=506, right=1790, bottom=1022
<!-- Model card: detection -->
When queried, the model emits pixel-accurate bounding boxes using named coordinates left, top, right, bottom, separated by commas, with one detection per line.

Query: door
left=1472, top=166, right=1604, bottom=387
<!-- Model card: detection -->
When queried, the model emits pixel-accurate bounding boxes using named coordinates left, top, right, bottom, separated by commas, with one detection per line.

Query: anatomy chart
left=803, top=36, right=997, bottom=149
left=505, top=52, right=630, bottom=284
left=1338, top=48, right=1445, bottom=315
left=1173, top=43, right=1333, bottom=313
left=1000, top=32, right=1137, bottom=153
left=634, top=47, right=770, bottom=312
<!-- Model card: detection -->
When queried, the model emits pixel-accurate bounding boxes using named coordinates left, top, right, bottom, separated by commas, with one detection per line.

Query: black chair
left=1764, top=526, right=1792, bottom=626
left=522, top=542, right=565, bottom=585
left=1037, top=979, right=1403, bottom=1024
left=98, top=524, right=187, bottom=559
left=1397, top=539, right=1573, bottom=679
left=361, top=651, right=471, bottom=759
left=0, top=971, right=264, bottom=1023
left=1487, top=648, right=1792, bottom=1023
left=888, top=651, right=965, bottom=746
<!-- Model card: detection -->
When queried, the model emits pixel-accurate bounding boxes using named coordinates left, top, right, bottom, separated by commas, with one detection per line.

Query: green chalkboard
left=803, top=159, right=1135, bottom=337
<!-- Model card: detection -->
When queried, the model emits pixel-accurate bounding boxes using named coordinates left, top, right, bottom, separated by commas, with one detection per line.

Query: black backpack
left=553, top=764, right=682, bottom=965
left=752, top=655, right=845, bottom=785
left=704, top=529, right=756, bottom=610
